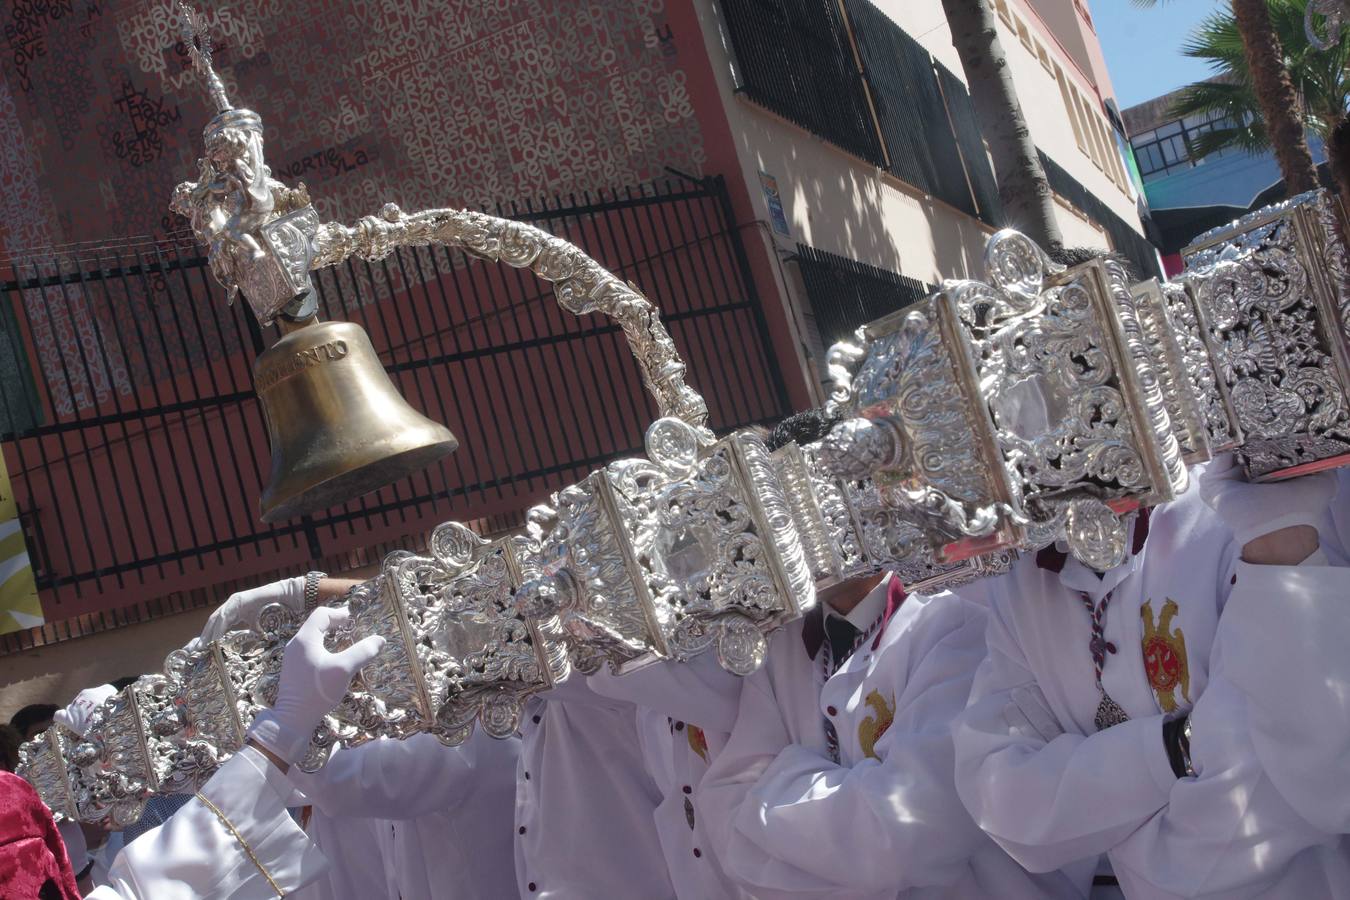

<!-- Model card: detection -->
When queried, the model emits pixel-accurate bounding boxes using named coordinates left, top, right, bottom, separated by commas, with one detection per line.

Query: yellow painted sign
left=0, top=448, right=40, bottom=635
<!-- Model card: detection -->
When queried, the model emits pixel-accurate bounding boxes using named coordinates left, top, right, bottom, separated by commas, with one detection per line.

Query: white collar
left=825, top=572, right=892, bottom=632
left=1057, top=546, right=1142, bottom=602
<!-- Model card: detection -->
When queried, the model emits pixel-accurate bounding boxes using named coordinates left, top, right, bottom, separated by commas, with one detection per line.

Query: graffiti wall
left=0, top=0, right=706, bottom=416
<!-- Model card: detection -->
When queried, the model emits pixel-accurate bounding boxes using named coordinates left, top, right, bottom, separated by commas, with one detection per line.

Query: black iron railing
left=794, top=244, right=932, bottom=353
left=0, top=176, right=792, bottom=640
left=1038, top=150, right=1163, bottom=279
left=721, top=0, right=886, bottom=167
left=722, top=0, right=1002, bottom=225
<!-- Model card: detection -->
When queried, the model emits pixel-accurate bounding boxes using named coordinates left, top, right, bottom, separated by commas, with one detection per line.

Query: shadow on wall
left=0, top=607, right=210, bottom=724
left=761, top=133, right=905, bottom=275
left=741, top=128, right=993, bottom=280
left=922, top=193, right=989, bottom=282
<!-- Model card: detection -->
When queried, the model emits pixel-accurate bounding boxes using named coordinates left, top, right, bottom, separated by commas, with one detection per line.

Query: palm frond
left=1169, top=81, right=1255, bottom=120
left=1170, top=0, right=1350, bottom=149
left=1186, top=122, right=1269, bottom=159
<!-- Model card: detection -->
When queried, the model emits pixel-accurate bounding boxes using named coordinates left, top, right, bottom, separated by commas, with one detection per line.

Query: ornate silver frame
left=1182, top=190, right=1350, bottom=479
left=822, top=230, right=1187, bottom=572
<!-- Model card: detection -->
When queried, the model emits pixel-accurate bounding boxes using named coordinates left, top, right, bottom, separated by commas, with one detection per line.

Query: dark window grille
left=936, top=63, right=1004, bottom=228
left=720, top=0, right=885, bottom=166
left=795, top=245, right=932, bottom=351
left=0, top=177, right=792, bottom=649
left=845, top=0, right=970, bottom=214
left=1037, top=150, right=1162, bottom=279
left=0, top=293, right=41, bottom=434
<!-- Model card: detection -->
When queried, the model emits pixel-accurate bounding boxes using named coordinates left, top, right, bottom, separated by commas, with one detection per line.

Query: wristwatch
left=1180, top=716, right=1196, bottom=777
left=303, top=571, right=327, bottom=612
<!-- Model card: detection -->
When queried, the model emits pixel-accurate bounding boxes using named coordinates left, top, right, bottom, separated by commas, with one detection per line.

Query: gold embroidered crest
left=1141, top=598, right=1191, bottom=713
left=858, top=690, right=895, bottom=760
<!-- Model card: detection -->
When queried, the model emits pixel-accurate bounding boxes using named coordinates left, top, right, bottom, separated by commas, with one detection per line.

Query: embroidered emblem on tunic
left=687, top=724, right=709, bottom=762
left=1141, top=598, right=1191, bottom=713
left=858, top=690, right=895, bottom=760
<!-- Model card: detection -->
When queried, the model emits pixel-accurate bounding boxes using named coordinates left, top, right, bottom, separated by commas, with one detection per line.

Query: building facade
left=1123, top=79, right=1329, bottom=273
left=0, top=0, right=1151, bottom=711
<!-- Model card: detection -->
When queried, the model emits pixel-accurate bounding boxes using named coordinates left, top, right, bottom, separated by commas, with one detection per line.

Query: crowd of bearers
left=0, top=410, right=1346, bottom=900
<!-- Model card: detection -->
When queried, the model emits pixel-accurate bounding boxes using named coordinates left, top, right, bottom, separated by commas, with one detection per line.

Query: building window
left=1016, top=17, right=1034, bottom=52
left=1077, top=92, right=1106, bottom=169
left=1129, top=112, right=1237, bottom=181
left=994, top=0, right=1013, bottom=27
left=1056, top=65, right=1088, bottom=153
left=1089, top=112, right=1124, bottom=187
left=1036, top=40, right=1053, bottom=74
left=719, top=0, right=886, bottom=167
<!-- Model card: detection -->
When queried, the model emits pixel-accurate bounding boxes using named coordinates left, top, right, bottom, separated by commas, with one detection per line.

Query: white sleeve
left=1105, top=666, right=1336, bottom=898
left=588, top=653, right=743, bottom=734
left=286, top=731, right=489, bottom=820
left=87, top=746, right=327, bottom=900
left=952, top=597, right=1178, bottom=874
left=1197, top=559, right=1350, bottom=834
left=955, top=570, right=1339, bottom=898
left=699, top=604, right=990, bottom=897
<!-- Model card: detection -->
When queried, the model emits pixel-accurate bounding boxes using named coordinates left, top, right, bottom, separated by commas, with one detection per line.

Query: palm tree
left=1172, top=0, right=1347, bottom=198
left=940, top=0, right=1063, bottom=250
left=1135, top=0, right=1321, bottom=196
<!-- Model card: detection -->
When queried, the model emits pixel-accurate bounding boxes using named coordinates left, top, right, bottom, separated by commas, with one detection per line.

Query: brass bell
left=253, top=320, right=458, bottom=522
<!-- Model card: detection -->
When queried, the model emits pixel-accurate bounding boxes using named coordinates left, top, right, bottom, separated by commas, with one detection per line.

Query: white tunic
left=514, top=673, right=675, bottom=899
left=87, top=746, right=327, bottom=900
left=953, top=480, right=1350, bottom=899
left=287, top=676, right=673, bottom=899
left=700, top=577, right=1075, bottom=899
left=287, top=730, right=518, bottom=900
left=1204, top=467, right=1350, bottom=835
left=591, top=655, right=747, bottom=899
left=292, top=811, right=389, bottom=900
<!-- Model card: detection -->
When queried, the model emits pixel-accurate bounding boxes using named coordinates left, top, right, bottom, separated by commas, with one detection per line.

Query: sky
left=1091, top=0, right=1229, bottom=110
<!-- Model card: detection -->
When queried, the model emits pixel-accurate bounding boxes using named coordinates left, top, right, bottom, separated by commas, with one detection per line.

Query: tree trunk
left=1328, top=115, right=1350, bottom=204
left=1231, top=0, right=1319, bottom=195
left=1324, top=115, right=1350, bottom=248
left=940, top=0, right=1063, bottom=250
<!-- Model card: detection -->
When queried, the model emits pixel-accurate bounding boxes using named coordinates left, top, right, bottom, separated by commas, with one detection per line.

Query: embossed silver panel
left=773, top=441, right=1015, bottom=595
left=824, top=293, right=1025, bottom=564
left=1130, top=279, right=1213, bottom=466
left=822, top=229, right=1186, bottom=571
left=1183, top=190, right=1350, bottom=479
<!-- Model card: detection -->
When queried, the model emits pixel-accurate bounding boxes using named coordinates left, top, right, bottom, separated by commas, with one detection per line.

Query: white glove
left=54, top=684, right=118, bottom=738
left=247, top=606, right=385, bottom=764
left=1198, top=454, right=1336, bottom=547
left=200, top=576, right=308, bottom=643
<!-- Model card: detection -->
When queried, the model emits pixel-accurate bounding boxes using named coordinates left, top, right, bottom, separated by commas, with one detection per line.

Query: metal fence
left=794, top=244, right=932, bottom=353
left=0, top=175, right=792, bottom=641
left=1037, top=150, right=1163, bottom=280
left=722, top=0, right=1002, bottom=225
left=720, top=0, right=885, bottom=167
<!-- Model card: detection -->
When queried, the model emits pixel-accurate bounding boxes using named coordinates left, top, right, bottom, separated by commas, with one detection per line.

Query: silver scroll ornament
left=1181, top=189, right=1350, bottom=480
left=1306, top=0, right=1348, bottom=50
left=312, top=524, right=572, bottom=751
left=772, top=439, right=1015, bottom=594
left=17, top=621, right=322, bottom=825
left=518, top=417, right=816, bottom=678
left=822, top=228, right=1188, bottom=572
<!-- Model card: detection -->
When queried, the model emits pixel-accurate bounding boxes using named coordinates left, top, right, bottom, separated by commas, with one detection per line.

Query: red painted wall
left=0, top=0, right=801, bottom=628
